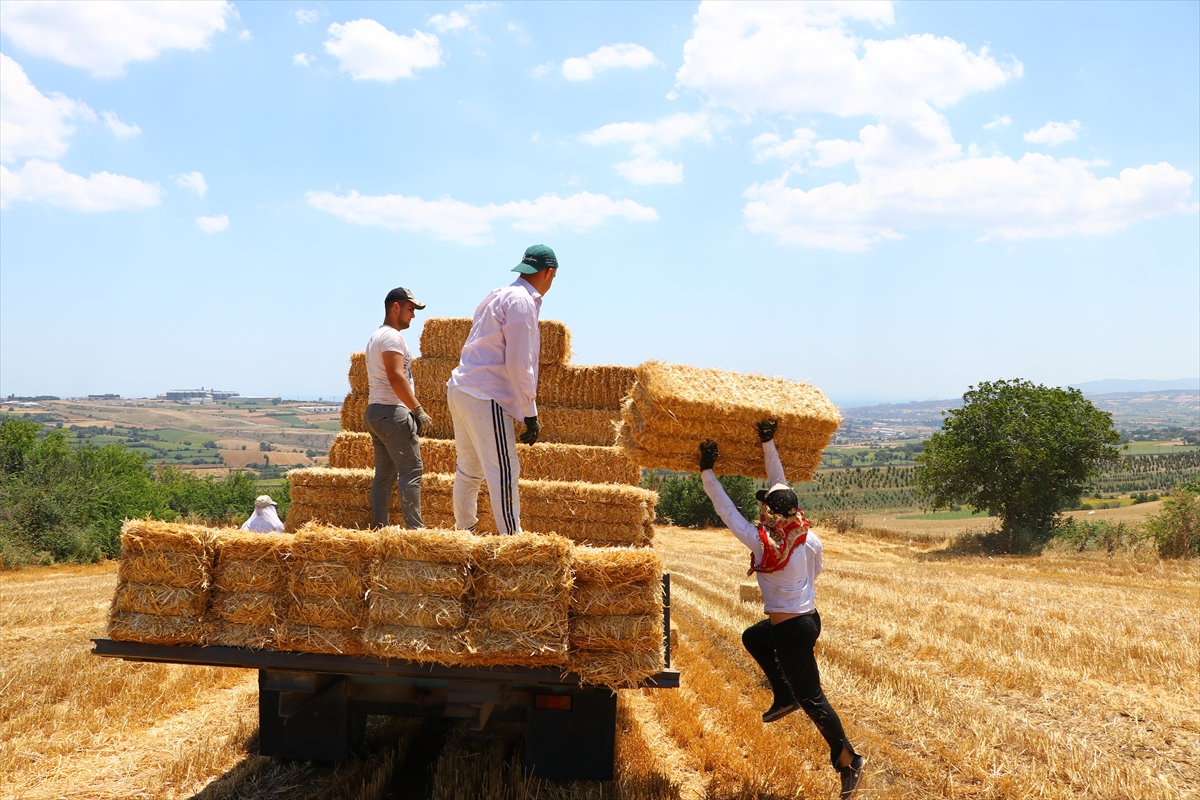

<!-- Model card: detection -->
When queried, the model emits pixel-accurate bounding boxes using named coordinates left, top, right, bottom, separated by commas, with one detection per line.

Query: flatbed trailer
left=91, top=575, right=678, bottom=781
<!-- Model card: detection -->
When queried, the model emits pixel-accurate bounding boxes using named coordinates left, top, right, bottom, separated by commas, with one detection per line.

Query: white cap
left=254, top=495, right=276, bottom=509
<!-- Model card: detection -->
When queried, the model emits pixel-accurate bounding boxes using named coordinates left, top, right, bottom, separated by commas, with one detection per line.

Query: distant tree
left=656, top=473, right=757, bottom=528
left=915, top=379, right=1121, bottom=552
left=1147, top=480, right=1199, bottom=558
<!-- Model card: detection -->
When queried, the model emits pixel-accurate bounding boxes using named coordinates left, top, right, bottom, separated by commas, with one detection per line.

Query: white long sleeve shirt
left=701, top=441, right=824, bottom=614
left=446, top=277, right=542, bottom=420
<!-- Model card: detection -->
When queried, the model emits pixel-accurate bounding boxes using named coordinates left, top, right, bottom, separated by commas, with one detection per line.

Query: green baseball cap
left=512, top=244, right=558, bottom=274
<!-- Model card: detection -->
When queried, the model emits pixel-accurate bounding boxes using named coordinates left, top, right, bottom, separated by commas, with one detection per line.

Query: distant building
left=87, top=394, right=121, bottom=401
left=299, top=405, right=341, bottom=413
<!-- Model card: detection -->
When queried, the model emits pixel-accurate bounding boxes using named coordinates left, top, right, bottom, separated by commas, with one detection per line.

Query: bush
left=655, top=472, right=757, bottom=528
left=817, top=512, right=862, bottom=534
left=1052, top=518, right=1146, bottom=555
left=1146, top=484, right=1199, bottom=559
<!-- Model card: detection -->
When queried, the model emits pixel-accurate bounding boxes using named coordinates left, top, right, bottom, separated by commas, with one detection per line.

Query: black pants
left=742, top=612, right=856, bottom=769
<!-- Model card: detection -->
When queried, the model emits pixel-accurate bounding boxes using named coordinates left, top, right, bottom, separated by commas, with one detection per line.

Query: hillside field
left=2, top=516, right=1196, bottom=800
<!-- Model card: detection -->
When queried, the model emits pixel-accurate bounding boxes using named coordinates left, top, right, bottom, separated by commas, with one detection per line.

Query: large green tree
left=915, top=379, right=1121, bottom=551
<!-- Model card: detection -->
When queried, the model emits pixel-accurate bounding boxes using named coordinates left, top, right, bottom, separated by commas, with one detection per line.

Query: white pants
left=447, top=386, right=521, bottom=535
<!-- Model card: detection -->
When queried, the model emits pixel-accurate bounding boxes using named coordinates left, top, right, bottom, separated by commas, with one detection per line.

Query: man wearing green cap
left=445, top=245, right=558, bottom=535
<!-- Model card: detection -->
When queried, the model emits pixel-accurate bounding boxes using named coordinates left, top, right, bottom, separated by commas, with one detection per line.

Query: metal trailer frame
left=91, top=575, right=677, bottom=781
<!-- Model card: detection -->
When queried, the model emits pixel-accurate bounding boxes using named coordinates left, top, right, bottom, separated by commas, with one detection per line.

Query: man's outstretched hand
left=699, top=439, right=719, bottom=471
left=518, top=416, right=541, bottom=445
left=756, top=419, right=778, bottom=443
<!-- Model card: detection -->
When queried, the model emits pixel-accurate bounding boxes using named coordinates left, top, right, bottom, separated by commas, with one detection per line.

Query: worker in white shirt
left=445, top=244, right=558, bottom=535
left=699, top=421, right=866, bottom=800
left=364, top=287, right=432, bottom=529
left=242, top=495, right=285, bottom=532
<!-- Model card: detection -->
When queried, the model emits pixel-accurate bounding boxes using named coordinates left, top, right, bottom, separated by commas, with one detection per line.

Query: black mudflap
left=523, top=688, right=617, bottom=781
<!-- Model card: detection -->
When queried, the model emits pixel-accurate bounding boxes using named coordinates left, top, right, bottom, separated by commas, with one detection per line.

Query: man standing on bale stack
left=446, top=244, right=558, bottom=535
left=698, top=421, right=866, bottom=800
left=364, top=287, right=432, bottom=530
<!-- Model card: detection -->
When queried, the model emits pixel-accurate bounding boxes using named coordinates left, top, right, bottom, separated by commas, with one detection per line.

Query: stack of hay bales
left=329, top=432, right=640, bottom=486
left=107, top=519, right=212, bottom=645
left=364, top=528, right=477, bottom=664
left=618, top=361, right=842, bottom=481
left=410, top=317, right=634, bottom=447
left=465, top=533, right=573, bottom=667
left=567, top=546, right=665, bottom=689
left=282, top=525, right=374, bottom=655
left=206, top=531, right=293, bottom=648
left=287, top=468, right=655, bottom=547
left=342, top=352, right=371, bottom=432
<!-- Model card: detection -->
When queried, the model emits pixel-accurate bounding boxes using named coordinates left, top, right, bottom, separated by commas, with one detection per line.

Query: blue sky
left=2, top=1, right=1196, bottom=406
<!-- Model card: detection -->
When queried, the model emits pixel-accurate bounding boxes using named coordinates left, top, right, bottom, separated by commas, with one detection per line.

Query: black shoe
left=761, top=699, right=800, bottom=723
left=838, top=755, right=866, bottom=799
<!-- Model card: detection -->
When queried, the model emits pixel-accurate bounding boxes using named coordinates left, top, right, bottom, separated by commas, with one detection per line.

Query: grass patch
left=898, top=509, right=991, bottom=520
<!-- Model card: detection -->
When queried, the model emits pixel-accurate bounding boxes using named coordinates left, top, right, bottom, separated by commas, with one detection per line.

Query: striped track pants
left=447, top=385, right=521, bottom=535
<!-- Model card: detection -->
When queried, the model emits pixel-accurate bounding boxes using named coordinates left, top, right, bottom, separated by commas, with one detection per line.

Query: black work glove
left=699, top=440, right=719, bottom=471
left=518, top=416, right=540, bottom=445
left=411, top=405, right=433, bottom=436
left=756, top=419, right=778, bottom=443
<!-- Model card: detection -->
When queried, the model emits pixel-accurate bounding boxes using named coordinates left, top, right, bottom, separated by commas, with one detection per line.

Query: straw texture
left=419, top=317, right=571, bottom=363
left=107, top=520, right=214, bottom=645
left=349, top=352, right=369, bottom=395
left=341, top=393, right=368, bottom=433
left=618, top=362, right=841, bottom=480
left=412, top=357, right=633, bottom=411
left=281, top=525, right=372, bottom=654
left=417, top=396, right=620, bottom=447
left=328, top=432, right=641, bottom=486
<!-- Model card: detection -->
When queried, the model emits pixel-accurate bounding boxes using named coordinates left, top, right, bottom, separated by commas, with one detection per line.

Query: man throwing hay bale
left=699, top=420, right=866, bottom=800
left=364, top=287, right=433, bottom=529
left=446, top=245, right=558, bottom=535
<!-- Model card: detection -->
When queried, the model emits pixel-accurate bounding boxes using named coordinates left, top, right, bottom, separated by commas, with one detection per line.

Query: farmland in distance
left=3, top=512, right=1196, bottom=799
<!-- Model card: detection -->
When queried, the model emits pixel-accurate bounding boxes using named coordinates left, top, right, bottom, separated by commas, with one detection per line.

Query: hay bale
left=341, top=393, right=368, bottom=432
left=210, top=591, right=287, bottom=626
left=208, top=622, right=278, bottom=649
left=290, top=525, right=377, bottom=563
left=571, top=544, right=663, bottom=585
left=370, top=558, right=470, bottom=596
left=349, top=352, right=369, bottom=395
left=568, top=615, right=662, bottom=652
left=328, top=432, right=641, bottom=486
left=462, top=628, right=569, bottom=668
left=739, top=582, right=762, bottom=603
left=212, top=531, right=291, bottom=593
left=377, top=526, right=478, bottom=564
left=418, top=396, right=620, bottom=447
left=480, top=599, right=569, bottom=636
left=279, top=525, right=374, bottom=654
left=420, top=318, right=571, bottom=363
left=363, top=625, right=466, bottom=664
left=369, top=592, right=468, bottom=629
left=618, top=362, right=841, bottom=481
left=570, top=580, right=661, bottom=617
left=285, top=503, right=372, bottom=532
left=280, top=625, right=366, bottom=656
left=293, top=595, right=368, bottom=628
left=413, top=357, right=633, bottom=411
left=107, top=520, right=214, bottom=645
left=107, top=612, right=205, bottom=646
left=567, top=647, right=664, bottom=691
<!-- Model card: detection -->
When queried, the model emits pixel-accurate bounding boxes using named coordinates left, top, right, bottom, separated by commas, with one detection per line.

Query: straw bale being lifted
left=341, top=392, right=368, bottom=433
left=465, top=533, right=573, bottom=667
left=205, top=531, right=294, bottom=649
left=618, top=362, right=841, bottom=481
left=329, top=432, right=641, bottom=486
left=364, top=528, right=478, bottom=664
left=108, top=520, right=214, bottom=646
left=348, top=352, right=369, bottom=395
left=566, top=545, right=665, bottom=689
left=281, top=525, right=374, bottom=656
left=420, top=318, right=572, bottom=363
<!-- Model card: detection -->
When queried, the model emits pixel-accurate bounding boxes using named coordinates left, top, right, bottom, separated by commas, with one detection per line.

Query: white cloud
left=293, top=52, right=314, bottom=67
left=196, top=214, right=229, bottom=233
left=294, top=9, right=321, bottom=25
left=174, top=172, right=208, bottom=197
left=1024, top=120, right=1081, bottom=146
left=530, top=62, right=554, bottom=78
left=238, top=30, right=252, bottom=42
left=0, top=1, right=233, bottom=78
left=743, top=155, right=1194, bottom=251
left=428, top=11, right=470, bottom=32
left=983, top=114, right=1011, bottom=130
left=615, top=145, right=683, bottom=185
left=507, top=22, right=529, bottom=44
left=1, top=159, right=161, bottom=211
left=324, top=19, right=442, bottom=81
left=582, top=112, right=713, bottom=147
left=306, top=189, right=657, bottom=245
left=562, top=43, right=657, bottom=81
left=0, top=54, right=95, bottom=163
left=753, top=128, right=818, bottom=162
left=101, top=110, right=140, bottom=138
left=676, top=2, right=1019, bottom=117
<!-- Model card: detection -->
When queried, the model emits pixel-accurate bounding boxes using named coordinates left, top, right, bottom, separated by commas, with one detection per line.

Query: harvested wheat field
left=3, top=527, right=1197, bottom=799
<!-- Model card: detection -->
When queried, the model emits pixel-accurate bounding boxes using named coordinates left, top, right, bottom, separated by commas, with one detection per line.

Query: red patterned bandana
left=747, top=506, right=810, bottom=576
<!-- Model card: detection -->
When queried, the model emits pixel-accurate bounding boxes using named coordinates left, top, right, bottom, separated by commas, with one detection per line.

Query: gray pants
left=364, top=403, right=423, bottom=529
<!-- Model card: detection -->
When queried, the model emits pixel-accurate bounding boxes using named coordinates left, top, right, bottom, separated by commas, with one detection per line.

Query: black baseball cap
left=512, top=244, right=558, bottom=274
left=757, top=483, right=799, bottom=514
left=385, top=287, right=425, bottom=310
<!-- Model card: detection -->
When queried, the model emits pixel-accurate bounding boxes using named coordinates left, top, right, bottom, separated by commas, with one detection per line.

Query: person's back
left=242, top=495, right=285, bottom=532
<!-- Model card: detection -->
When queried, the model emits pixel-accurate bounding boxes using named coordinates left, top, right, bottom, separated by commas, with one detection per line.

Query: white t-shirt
left=366, top=325, right=412, bottom=406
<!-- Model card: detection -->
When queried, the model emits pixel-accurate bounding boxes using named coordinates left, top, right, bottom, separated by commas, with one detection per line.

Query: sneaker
left=838, top=755, right=866, bottom=799
left=761, top=699, right=800, bottom=723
